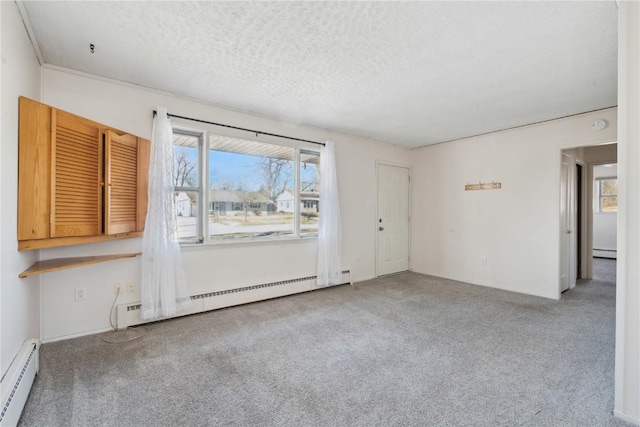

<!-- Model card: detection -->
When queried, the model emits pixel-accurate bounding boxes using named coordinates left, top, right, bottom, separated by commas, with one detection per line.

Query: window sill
left=179, top=235, right=318, bottom=251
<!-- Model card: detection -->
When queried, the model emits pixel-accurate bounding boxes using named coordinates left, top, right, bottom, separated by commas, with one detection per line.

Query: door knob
left=379, top=227, right=384, bottom=231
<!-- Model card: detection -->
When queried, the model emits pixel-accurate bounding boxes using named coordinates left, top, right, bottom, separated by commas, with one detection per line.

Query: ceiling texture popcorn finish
left=21, top=1, right=617, bottom=148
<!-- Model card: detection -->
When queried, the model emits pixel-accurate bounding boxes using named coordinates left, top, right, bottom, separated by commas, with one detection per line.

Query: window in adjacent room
left=598, top=177, right=617, bottom=212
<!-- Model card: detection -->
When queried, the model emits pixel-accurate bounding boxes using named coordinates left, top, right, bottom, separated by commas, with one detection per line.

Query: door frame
left=576, top=161, right=584, bottom=280
left=559, top=142, right=617, bottom=298
left=560, top=153, right=576, bottom=293
left=375, top=160, right=412, bottom=277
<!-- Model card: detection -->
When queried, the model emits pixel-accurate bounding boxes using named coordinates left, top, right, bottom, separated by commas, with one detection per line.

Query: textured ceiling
left=21, top=1, right=618, bottom=148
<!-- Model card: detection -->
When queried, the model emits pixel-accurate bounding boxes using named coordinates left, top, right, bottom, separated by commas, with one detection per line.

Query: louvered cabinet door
left=18, top=98, right=149, bottom=250
left=105, top=131, right=140, bottom=234
left=51, top=109, right=103, bottom=238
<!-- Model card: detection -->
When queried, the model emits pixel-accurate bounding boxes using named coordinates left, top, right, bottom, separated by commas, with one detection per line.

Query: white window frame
left=597, top=177, right=618, bottom=213
left=173, top=129, right=204, bottom=243
left=173, top=125, right=321, bottom=245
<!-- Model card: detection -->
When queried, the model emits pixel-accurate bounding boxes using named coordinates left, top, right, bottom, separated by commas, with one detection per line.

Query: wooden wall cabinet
left=18, top=97, right=150, bottom=250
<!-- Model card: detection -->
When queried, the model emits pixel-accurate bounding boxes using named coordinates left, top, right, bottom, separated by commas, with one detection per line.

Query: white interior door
left=376, top=164, right=410, bottom=276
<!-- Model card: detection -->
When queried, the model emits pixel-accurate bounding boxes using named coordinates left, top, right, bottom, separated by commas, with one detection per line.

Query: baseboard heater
left=1, top=339, right=39, bottom=427
left=594, top=248, right=617, bottom=259
left=117, top=270, right=351, bottom=329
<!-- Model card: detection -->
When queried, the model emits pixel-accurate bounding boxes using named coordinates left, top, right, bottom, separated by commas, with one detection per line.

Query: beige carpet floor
left=20, top=258, right=628, bottom=426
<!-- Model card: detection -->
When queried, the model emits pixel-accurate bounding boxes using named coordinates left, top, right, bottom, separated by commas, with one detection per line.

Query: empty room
left=1, top=1, right=639, bottom=426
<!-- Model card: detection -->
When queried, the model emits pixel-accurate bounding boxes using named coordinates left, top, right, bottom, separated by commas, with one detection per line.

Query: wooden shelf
left=19, top=253, right=141, bottom=278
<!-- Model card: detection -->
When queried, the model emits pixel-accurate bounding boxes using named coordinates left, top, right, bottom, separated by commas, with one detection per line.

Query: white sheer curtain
left=141, top=107, right=192, bottom=320
left=317, top=140, right=342, bottom=286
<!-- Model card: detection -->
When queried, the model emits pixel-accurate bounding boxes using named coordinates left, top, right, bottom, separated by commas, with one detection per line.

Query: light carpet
left=20, top=259, right=629, bottom=426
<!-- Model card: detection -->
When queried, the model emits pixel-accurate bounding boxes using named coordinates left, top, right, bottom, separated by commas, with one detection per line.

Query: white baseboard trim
left=614, top=409, right=640, bottom=425
left=42, top=326, right=113, bottom=344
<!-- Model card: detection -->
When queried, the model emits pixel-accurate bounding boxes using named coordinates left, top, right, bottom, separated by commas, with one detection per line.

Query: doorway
left=560, top=153, right=574, bottom=292
left=560, top=143, right=617, bottom=297
left=376, top=163, right=410, bottom=276
left=576, top=163, right=583, bottom=279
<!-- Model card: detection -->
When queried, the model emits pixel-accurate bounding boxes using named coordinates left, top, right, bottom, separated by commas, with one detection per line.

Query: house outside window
left=173, top=127, right=321, bottom=243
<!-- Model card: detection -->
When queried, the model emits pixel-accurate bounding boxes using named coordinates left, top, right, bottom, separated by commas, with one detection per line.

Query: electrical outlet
left=480, top=256, right=488, bottom=266
left=75, top=287, right=87, bottom=301
left=127, top=281, right=136, bottom=293
left=114, top=283, right=123, bottom=295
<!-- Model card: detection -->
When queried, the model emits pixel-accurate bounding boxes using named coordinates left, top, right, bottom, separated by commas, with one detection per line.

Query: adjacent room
left=2, top=1, right=639, bottom=426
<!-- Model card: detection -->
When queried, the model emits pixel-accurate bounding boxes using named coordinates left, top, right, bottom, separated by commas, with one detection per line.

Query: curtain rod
left=153, top=110, right=325, bottom=147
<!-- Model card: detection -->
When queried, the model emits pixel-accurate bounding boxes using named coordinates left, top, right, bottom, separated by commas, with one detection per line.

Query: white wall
left=411, top=108, right=617, bottom=300
left=585, top=143, right=617, bottom=164
left=592, top=164, right=617, bottom=255
left=615, top=1, right=640, bottom=423
left=0, top=2, right=42, bottom=376
left=39, top=67, right=411, bottom=341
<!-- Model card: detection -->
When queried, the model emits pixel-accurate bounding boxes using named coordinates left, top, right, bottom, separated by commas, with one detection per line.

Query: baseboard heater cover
left=594, top=248, right=617, bottom=258
left=1, top=339, right=39, bottom=426
left=117, top=270, right=351, bottom=329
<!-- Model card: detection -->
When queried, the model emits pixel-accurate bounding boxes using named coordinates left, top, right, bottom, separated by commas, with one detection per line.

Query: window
left=210, top=201, right=225, bottom=213
left=172, top=128, right=321, bottom=243
left=173, top=130, right=202, bottom=243
left=598, top=178, right=618, bottom=212
left=300, top=151, right=320, bottom=235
